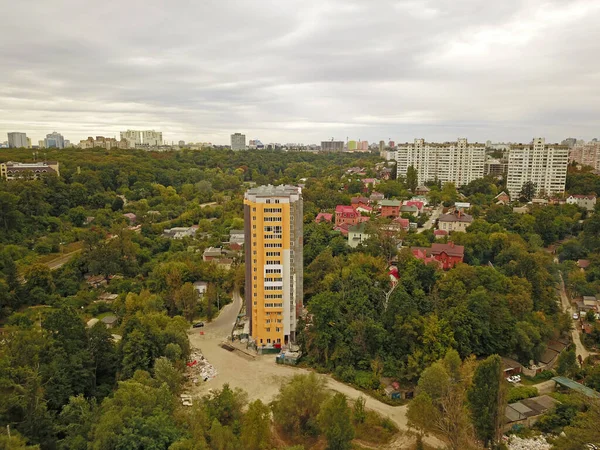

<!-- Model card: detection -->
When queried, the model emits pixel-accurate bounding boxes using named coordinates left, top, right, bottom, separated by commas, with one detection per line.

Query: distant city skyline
left=2, top=1, right=600, bottom=144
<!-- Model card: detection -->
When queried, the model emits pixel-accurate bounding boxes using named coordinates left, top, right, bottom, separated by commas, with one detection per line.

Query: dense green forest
left=2, top=147, right=600, bottom=449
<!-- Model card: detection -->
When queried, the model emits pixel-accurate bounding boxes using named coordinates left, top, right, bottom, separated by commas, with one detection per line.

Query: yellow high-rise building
left=244, top=185, right=303, bottom=347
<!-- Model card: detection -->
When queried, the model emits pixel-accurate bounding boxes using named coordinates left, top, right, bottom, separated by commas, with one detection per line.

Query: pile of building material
left=186, top=350, right=218, bottom=383
left=507, top=435, right=551, bottom=450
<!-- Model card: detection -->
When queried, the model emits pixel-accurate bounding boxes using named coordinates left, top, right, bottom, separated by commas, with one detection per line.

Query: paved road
left=417, top=205, right=443, bottom=234
left=188, top=292, right=444, bottom=449
left=558, top=271, right=591, bottom=361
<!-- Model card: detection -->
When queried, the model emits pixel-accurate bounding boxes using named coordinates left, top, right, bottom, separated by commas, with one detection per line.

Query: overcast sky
left=2, top=0, right=600, bottom=145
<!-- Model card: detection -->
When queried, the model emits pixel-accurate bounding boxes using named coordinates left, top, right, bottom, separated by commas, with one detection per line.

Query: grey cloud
left=1, top=0, right=599, bottom=144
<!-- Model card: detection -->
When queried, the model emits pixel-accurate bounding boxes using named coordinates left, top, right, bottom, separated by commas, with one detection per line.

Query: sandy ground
left=187, top=291, right=445, bottom=449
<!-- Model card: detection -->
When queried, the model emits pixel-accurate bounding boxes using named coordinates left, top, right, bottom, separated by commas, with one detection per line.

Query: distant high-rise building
left=120, top=130, right=142, bottom=148
left=561, top=138, right=578, bottom=148
left=379, top=140, right=385, bottom=156
left=358, top=141, right=369, bottom=151
left=484, top=159, right=508, bottom=177
left=142, top=130, right=163, bottom=146
left=178, top=140, right=185, bottom=147
left=388, top=140, right=396, bottom=148
left=7, top=132, right=28, bottom=148
left=244, top=185, right=303, bottom=346
left=231, top=133, right=246, bottom=151
left=396, top=138, right=485, bottom=186
left=44, top=131, right=65, bottom=149
left=348, top=140, right=357, bottom=151
left=506, top=138, right=569, bottom=199
left=320, top=141, right=344, bottom=152
left=79, top=136, right=129, bottom=149
left=569, top=141, right=600, bottom=171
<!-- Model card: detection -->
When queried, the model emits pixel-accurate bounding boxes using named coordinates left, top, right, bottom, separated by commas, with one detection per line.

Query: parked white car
left=507, top=375, right=521, bottom=383
left=573, top=313, right=579, bottom=320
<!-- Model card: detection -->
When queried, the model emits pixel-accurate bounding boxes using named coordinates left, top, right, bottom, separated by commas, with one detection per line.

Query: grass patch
left=507, top=385, right=539, bottom=403
left=353, top=410, right=398, bottom=445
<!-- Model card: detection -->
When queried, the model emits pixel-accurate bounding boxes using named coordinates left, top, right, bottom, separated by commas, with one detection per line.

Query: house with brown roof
left=438, top=210, right=473, bottom=233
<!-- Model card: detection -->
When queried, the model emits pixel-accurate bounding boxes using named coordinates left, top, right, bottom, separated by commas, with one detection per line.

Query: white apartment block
left=7, top=132, right=28, bottom=148
left=506, top=138, right=569, bottom=199
left=231, top=133, right=246, bottom=151
left=142, top=130, right=163, bottom=146
left=120, top=130, right=141, bottom=148
left=396, top=138, right=485, bottom=186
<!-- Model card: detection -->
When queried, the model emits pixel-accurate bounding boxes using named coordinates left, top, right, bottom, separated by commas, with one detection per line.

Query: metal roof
left=553, top=376, right=600, bottom=398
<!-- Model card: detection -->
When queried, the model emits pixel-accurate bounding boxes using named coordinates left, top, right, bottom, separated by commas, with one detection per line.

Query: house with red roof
left=404, top=200, right=424, bottom=215
left=335, top=205, right=360, bottom=226
left=411, top=242, right=464, bottom=270
left=434, top=229, right=448, bottom=239
left=334, top=223, right=351, bottom=236
left=394, top=217, right=410, bottom=231
left=315, top=212, right=333, bottom=224
left=355, top=204, right=373, bottom=214
left=494, top=191, right=510, bottom=205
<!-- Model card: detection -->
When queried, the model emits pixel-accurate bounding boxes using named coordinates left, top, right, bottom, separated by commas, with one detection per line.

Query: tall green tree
left=520, top=181, right=536, bottom=201
left=240, top=400, right=271, bottom=450
left=271, top=373, right=329, bottom=437
left=317, top=393, right=354, bottom=450
left=406, top=165, right=418, bottom=193
left=468, top=355, right=504, bottom=447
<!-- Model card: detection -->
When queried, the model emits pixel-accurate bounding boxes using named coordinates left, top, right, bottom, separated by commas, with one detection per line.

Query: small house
left=229, top=229, right=245, bottom=245
left=438, top=211, right=473, bottom=233
left=193, top=281, right=208, bottom=297
left=315, top=212, right=333, bottom=224
left=348, top=222, right=371, bottom=248
left=123, top=213, right=137, bottom=223
left=380, top=199, right=402, bottom=218
left=101, top=316, right=118, bottom=329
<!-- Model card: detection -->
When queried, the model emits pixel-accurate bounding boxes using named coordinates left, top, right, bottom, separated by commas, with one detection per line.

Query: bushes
left=353, top=371, right=380, bottom=390
left=507, top=386, right=538, bottom=403
left=535, top=403, right=579, bottom=433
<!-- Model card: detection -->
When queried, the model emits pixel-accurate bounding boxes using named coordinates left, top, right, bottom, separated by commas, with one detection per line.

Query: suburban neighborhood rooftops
left=379, top=199, right=402, bottom=207
left=351, top=196, right=369, bottom=204
left=336, top=205, right=356, bottom=214
left=439, top=211, right=473, bottom=223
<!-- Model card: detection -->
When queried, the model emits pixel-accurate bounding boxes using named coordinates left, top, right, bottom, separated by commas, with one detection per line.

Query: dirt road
left=188, top=292, right=444, bottom=449
left=44, top=249, right=83, bottom=271
left=558, top=272, right=591, bottom=361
